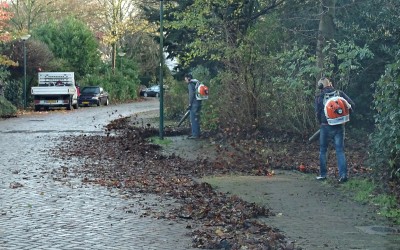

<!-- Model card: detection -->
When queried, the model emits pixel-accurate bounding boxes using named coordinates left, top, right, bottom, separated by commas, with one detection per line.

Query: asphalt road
left=0, top=99, right=200, bottom=250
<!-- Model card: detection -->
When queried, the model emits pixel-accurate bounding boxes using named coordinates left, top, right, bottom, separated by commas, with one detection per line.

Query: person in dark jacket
left=314, top=77, right=355, bottom=183
left=184, top=73, right=202, bottom=139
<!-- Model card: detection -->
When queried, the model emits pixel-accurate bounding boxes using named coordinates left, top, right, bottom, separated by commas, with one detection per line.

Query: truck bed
left=31, top=86, right=76, bottom=95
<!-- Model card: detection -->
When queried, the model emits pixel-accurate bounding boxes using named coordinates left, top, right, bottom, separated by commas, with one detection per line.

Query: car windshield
left=81, top=87, right=100, bottom=94
left=149, top=86, right=159, bottom=91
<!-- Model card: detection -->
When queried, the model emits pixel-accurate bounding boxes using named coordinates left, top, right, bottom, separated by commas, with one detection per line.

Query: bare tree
left=8, top=0, right=102, bottom=32
left=92, top=0, right=140, bottom=72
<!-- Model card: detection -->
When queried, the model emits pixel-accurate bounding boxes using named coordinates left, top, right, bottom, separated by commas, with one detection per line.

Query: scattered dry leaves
left=49, top=116, right=377, bottom=249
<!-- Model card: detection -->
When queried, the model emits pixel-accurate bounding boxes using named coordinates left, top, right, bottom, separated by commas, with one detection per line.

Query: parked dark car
left=78, top=86, right=109, bottom=106
left=140, top=85, right=160, bottom=97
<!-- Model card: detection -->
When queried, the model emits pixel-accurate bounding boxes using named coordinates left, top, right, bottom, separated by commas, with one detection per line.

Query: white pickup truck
left=31, top=72, right=79, bottom=111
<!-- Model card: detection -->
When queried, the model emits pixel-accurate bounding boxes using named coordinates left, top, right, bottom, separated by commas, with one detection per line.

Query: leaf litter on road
left=50, top=116, right=371, bottom=249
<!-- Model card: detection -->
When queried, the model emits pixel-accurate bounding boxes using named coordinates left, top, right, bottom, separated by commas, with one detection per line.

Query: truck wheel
left=97, top=100, right=101, bottom=106
left=67, top=97, right=73, bottom=110
left=34, top=106, right=40, bottom=112
left=105, top=98, right=109, bottom=106
left=73, top=102, right=79, bottom=109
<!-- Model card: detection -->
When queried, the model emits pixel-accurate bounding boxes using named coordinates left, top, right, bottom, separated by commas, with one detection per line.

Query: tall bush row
left=369, top=60, right=400, bottom=181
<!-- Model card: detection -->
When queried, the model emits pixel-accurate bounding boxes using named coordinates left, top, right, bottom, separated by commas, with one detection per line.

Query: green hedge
left=0, top=95, right=17, bottom=117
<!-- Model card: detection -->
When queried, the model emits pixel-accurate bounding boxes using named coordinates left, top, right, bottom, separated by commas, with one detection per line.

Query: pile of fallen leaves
left=51, top=116, right=372, bottom=249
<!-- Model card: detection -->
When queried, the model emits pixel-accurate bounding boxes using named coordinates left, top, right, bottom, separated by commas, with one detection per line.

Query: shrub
left=3, top=79, right=23, bottom=108
left=0, top=95, right=17, bottom=117
left=369, top=60, right=400, bottom=181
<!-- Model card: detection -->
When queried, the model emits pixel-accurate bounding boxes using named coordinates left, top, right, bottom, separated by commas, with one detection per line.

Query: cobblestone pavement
left=0, top=100, right=200, bottom=250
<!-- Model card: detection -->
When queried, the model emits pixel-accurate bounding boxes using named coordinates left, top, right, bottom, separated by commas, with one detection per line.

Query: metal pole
left=21, top=34, right=30, bottom=109
left=23, top=40, right=27, bottom=109
left=159, top=0, right=164, bottom=139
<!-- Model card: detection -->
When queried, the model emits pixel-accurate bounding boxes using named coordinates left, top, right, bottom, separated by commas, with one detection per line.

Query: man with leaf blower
left=184, top=73, right=202, bottom=139
left=314, top=77, right=355, bottom=183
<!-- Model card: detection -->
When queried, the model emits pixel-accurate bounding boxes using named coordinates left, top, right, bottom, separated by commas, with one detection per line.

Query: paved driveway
left=0, top=100, right=198, bottom=250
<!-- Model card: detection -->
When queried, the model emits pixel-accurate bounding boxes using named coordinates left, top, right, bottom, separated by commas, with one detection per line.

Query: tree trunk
left=316, top=0, right=336, bottom=79
left=112, top=42, right=116, bottom=74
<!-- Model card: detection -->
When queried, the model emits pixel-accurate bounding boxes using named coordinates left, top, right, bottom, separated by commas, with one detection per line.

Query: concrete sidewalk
left=201, top=171, right=400, bottom=250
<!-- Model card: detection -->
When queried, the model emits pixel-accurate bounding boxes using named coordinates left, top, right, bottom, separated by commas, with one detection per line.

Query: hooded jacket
left=188, top=79, right=202, bottom=108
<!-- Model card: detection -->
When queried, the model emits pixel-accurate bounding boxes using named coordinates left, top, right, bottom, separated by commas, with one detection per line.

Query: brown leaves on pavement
left=50, top=116, right=368, bottom=249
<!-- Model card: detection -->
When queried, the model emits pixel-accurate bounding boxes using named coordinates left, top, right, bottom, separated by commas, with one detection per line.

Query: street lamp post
left=118, top=52, right=125, bottom=72
left=21, top=34, right=31, bottom=109
left=159, top=0, right=164, bottom=139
